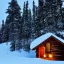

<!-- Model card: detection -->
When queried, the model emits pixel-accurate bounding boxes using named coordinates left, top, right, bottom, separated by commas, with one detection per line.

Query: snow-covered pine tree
left=5, top=0, right=22, bottom=51
left=0, top=29, right=1, bottom=43
left=15, top=40, right=22, bottom=51
left=55, top=0, right=63, bottom=31
left=25, top=1, right=31, bottom=39
left=2, top=19, right=9, bottom=43
left=38, top=0, right=63, bottom=34
left=22, top=2, right=26, bottom=49
left=22, top=1, right=31, bottom=51
left=28, top=9, right=32, bottom=22
left=62, top=7, right=64, bottom=30
left=31, top=0, right=37, bottom=39
left=43, top=0, right=57, bottom=33
left=35, top=0, right=45, bottom=37
left=10, top=40, right=15, bottom=51
left=0, top=20, right=5, bottom=43
left=28, top=9, right=32, bottom=38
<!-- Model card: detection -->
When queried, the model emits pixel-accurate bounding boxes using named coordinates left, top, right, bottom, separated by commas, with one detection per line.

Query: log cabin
left=30, top=33, right=64, bottom=60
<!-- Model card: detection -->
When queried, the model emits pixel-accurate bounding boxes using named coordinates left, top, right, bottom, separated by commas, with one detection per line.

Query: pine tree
left=55, top=0, right=63, bottom=31
left=38, top=0, right=63, bottom=34
left=10, top=40, right=15, bottom=51
left=35, top=0, right=45, bottom=37
left=5, top=0, right=22, bottom=51
left=0, top=29, right=1, bottom=43
left=22, top=2, right=26, bottom=49
left=43, top=0, right=57, bottom=33
left=2, top=24, right=9, bottom=42
left=62, top=7, right=64, bottom=30
left=1, top=20, right=9, bottom=43
left=0, top=20, right=5, bottom=43
left=15, top=40, right=22, bottom=50
left=25, top=1, right=31, bottom=39
left=6, top=0, right=22, bottom=41
left=31, top=0, right=36, bottom=39
left=22, top=2, right=26, bottom=39
left=28, top=9, right=32, bottom=38
left=22, top=1, right=31, bottom=51
left=22, top=1, right=30, bottom=39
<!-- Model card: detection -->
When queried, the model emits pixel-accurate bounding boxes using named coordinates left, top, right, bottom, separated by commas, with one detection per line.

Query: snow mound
left=1, top=42, right=36, bottom=58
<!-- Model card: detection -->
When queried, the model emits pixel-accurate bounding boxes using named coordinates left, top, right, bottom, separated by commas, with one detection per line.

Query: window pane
left=46, top=43, right=50, bottom=52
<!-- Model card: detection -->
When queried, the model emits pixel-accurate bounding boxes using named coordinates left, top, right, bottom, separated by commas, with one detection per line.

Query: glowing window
left=46, top=43, right=50, bottom=53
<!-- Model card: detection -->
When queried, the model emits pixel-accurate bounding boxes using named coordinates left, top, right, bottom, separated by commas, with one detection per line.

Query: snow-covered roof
left=30, top=33, right=64, bottom=49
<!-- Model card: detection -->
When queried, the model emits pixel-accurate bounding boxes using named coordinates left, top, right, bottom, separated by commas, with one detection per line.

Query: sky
left=0, top=0, right=38, bottom=25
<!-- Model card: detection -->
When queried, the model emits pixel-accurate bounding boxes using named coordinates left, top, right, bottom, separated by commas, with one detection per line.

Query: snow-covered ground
left=1, top=42, right=64, bottom=64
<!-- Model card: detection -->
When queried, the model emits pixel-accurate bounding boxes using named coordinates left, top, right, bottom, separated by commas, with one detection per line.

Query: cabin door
left=40, top=47, right=45, bottom=58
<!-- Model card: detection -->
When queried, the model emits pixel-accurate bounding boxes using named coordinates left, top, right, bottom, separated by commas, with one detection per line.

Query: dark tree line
left=0, top=0, right=64, bottom=51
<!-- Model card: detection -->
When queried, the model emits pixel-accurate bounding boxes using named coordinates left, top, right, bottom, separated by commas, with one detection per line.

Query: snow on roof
left=30, top=33, right=64, bottom=49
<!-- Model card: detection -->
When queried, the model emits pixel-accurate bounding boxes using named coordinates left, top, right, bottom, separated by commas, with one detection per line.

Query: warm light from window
left=44, top=54, right=46, bottom=58
left=49, top=54, right=52, bottom=58
left=46, top=43, right=50, bottom=52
